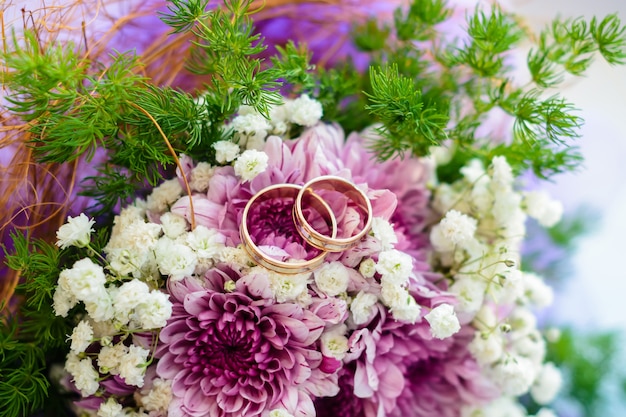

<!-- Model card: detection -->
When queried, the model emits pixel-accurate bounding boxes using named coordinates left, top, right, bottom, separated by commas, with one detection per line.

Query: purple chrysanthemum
left=156, top=265, right=339, bottom=417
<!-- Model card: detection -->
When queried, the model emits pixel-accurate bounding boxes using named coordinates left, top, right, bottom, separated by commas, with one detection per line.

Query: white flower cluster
left=53, top=176, right=235, bottom=399
left=429, top=156, right=562, bottom=408
left=228, top=94, right=323, bottom=150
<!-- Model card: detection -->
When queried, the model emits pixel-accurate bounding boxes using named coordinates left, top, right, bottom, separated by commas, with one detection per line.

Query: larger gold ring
left=294, top=176, right=373, bottom=252
left=239, top=184, right=337, bottom=274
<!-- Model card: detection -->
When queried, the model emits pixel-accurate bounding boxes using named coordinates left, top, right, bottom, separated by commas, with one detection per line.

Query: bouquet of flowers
left=1, top=1, right=624, bottom=417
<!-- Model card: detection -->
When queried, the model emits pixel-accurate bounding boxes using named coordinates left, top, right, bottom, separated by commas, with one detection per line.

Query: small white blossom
left=460, top=159, right=486, bottom=183
left=113, top=279, right=151, bottom=324
left=430, top=210, right=477, bottom=251
left=69, top=320, right=93, bottom=354
left=84, top=291, right=115, bottom=323
left=97, top=397, right=123, bottom=417
left=449, top=277, right=486, bottom=314
left=231, top=113, right=272, bottom=135
left=160, top=212, right=188, bottom=239
left=375, top=249, right=413, bottom=285
left=524, top=191, right=563, bottom=228
left=358, top=258, right=377, bottom=278
left=380, top=282, right=421, bottom=323
left=219, top=245, right=253, bottom=269
left=70, top=358, right=100, bottom=396
left=320, top=326, right=349, bottom=360
left=289, top=94, right=323, bottom=126
left=371, top=217, right=398, bottom=250
left=314, top=261, right=350, bottom=296
left=425, top=303, right=461, bottom=339
left=189, top=161, right=214, bottom=192
left=268, top=271, right=310, bottom=302
left=522, top=272, right=554, bottom=308
left=213, top=140, right=241, bottom=164
left=53, top=286, right=77, bottom=317
left=62, top=258, right=107, bottom=303
left=534, top=409, right=558, bottom=417
left=56, top=213, right=95, bottom=249
left=137, top=378, right=172, bottom=412
left=233, top=149, right=269, bottom=182
left=135, top=290, right=173, bottom=329
left=146, top=179, right=183, bottom=213
left=350, top=291, right=378, bottom=325
left=98, top=343, right=128, bottom=374
left=155, top=238, right=198, bottom=281
left=490, top=354, right=536, bottom=396
left=118, top=345, right=150, bottom=387
left=469, top=331, right=503, bottom=365
left=509, top=307, right=538, bottom=337
left=531, top=362, right=562, bottom=405
left=490, top=156, right=514, bottom=190
left=186, top=225, right=225, bottom=260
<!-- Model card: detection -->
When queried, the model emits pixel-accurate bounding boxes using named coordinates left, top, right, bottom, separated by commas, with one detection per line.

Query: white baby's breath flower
left=375, top=249, right=413, bottom=285
left=380, top=282, right=421, bottom=323
left=490, top=156, right=514, bottom=190
left=231, top=113, right=272, bottom=135
left=430, top=210, right=477, bottom=252
left=219, top=245, right=254, bottom=269
left=71, top=358, right=100, bottom=396
left=62, top=258, right=107, bottom=303
left=531, top=362, right=562, bottom=405
left=53, top=287, right=77, bottom=317
left=460, top=159, right=486, bottom=183
left=289, top=94, right=323, bottom=126
left=84, top=291, right=115, bottom=323
left=314, top=261, right=350, bottom=296
left=56, top=213, right=95, bottom=249
left=189, top=161, right=214, bottom=192
left=358, top=258, right=377, bottom=278
left=155, top=238, right=197, bottom=281
left=135, top=290, right=173, bottom=329
left=522, top=272, right=554, bottom=308
left=146, top=179, right=183, bottom=213
left=534, top=409, right=558, bottom=417
left=320, top=326, right=349, bottom=360
left=98, top=343, right=128, bottom=374
left=69, top=320, right=94, bottom=354
left=160, top=212, right=188, bottom=239
left=113, top=279, right=151, bottom=324
left=449, top=277, right=486, bottom=314
left=97, top=397, right=123, bottom=417
left=186, top=225, right=225, bottom=260
left=523, top=190, right=563, bottom=228
left=118, top=344, right=150, bottom=387
left=469, top=331, right=503, bottom=365
left=268, top=271, right=310, bottom=302
left=350, top=291, right=378, bottom=325
left=137, top=378, right=172, bottom=412
left=233, top=149, right=269, bottom=182
left=213, top=140, right=241, bottom=164
left=490, top=354, right=536, bottom=396
left=371, top=217, right=398, bottom=250
left=425, top=303, right=461, bottom=339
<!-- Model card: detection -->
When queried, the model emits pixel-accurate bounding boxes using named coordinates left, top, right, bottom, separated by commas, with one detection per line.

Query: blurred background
left=511, top=0, right=626, bottom=416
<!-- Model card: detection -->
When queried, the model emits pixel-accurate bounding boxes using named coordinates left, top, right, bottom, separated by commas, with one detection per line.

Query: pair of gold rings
left=239, top=176, right=373, bottom=274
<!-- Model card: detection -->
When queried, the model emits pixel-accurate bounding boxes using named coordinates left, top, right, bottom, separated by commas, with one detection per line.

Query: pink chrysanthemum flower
left=156, top=265, right=339, bottom=417
left=390, top=326, right=499, bottom=417
left=314, top=287, right=459, bottom=417
left=171, top=123, right=430, bottom=266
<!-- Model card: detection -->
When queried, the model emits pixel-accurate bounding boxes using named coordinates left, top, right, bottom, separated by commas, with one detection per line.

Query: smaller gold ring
left=239, top=184, right=337, bottom=274
left=294, top=176, right=373, bottom=252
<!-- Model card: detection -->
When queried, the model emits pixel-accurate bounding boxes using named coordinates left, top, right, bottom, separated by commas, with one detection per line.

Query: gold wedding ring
left=239, top=184, right=337, bottom=274
left=294, top=176, right=373, bottom=252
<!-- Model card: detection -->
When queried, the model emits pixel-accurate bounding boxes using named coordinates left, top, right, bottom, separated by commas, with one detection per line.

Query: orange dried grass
left=0, top=0, right=391, bottom=311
